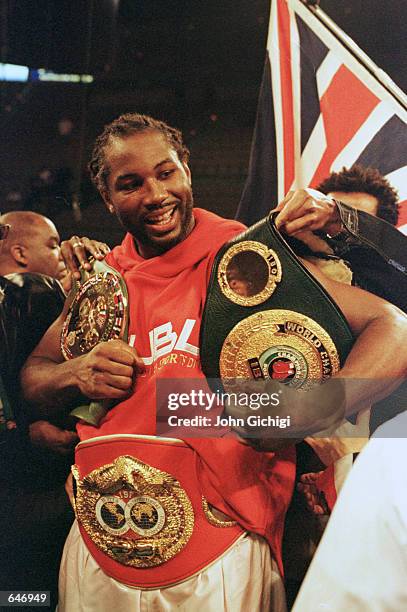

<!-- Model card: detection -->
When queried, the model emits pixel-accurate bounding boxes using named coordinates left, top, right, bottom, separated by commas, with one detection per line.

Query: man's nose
left=142, top=178, right=167, bottom=206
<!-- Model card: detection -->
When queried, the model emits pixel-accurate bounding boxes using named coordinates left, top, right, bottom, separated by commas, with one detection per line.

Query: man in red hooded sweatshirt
left=21, top=114, right=407, bottom=612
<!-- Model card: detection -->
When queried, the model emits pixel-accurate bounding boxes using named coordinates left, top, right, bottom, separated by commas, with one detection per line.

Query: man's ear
left=10, top=244, right=28, bottom=268
left=102, top=191, right=115, bottom=214
left=182, top=162, right=192, bottom=185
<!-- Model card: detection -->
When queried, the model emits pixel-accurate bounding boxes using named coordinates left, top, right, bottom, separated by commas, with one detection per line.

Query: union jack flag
left=236, top=0, right=407, bottom=233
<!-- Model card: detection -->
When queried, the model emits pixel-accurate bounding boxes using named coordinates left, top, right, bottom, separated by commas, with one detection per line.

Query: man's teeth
left=146, top=208, right=175, bottom=225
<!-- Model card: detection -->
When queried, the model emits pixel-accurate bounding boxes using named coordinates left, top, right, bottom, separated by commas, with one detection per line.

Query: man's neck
left=0, top=262, right=25, bottom=277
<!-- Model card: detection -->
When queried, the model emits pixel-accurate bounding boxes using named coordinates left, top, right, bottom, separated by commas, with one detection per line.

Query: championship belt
left=61, top=258, right=129, bottom=425
left=200, top=213, right=354, bottom=387
left=73, top=435, right=244, bottom=588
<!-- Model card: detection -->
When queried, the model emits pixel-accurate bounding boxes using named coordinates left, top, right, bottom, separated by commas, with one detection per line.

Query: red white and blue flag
left=236, top=0, right=407, bottom=233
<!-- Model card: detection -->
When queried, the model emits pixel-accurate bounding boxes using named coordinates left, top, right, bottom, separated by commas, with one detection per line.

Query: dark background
left=1, top=0, right=406, bottom=243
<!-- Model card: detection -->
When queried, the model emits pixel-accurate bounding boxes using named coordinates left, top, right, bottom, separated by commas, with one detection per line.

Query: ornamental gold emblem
left=217, top=241, right=282, bottom=306
left=61, top=271, right=127, bottom=360
left=72, top=455, right=194, bottom=567
left=220, top=309, right=340, bottom=389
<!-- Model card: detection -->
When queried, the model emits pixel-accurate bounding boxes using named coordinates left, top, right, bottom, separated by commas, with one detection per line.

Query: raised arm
left=274, top=188, right=342, bottom=236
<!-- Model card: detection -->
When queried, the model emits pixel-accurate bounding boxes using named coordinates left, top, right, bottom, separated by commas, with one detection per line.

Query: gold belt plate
left=220, top=309, right=340, bottom=388
left=73, top=455, right=195, bottom=568
left=61, top=270, right=127, bottom=360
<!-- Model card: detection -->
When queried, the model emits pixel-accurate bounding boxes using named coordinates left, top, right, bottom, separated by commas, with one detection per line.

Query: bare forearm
left=337, top=305, right=407, bottom=417
left=21, top=338, right=139, bottom=419
left=21, top=357, right=86, bottom=418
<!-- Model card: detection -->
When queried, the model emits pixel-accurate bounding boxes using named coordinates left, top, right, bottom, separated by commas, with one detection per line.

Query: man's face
left=104, top=130, right=195, bottom=258
left=25, top=219, right=65, bottom=279
left=328, top=191, right=379, bottom=217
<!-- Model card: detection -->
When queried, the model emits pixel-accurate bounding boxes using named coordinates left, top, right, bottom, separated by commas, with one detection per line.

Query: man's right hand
left=297, top=471, right=331, bottom=515
left=274, top=188, right=342, bottom=236
left=73, top=339, right=145, bottom=400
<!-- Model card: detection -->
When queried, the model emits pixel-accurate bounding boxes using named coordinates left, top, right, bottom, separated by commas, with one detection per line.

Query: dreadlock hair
left=89, top=113, right=190, bottom=200
left=317, top=165, right=399, bottom=226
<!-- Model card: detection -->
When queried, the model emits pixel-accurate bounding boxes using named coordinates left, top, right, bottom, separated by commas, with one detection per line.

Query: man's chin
left=144, top=229, right=185, bottom=254
left=130, top=205, right=194, bottom=257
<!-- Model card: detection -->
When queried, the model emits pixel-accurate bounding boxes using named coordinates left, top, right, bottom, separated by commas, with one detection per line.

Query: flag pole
left=300, top=0, right=407, bottom=110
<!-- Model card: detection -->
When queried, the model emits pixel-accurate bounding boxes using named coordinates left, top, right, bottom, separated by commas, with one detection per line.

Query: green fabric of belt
left=200, top=213, right=354, bottom=380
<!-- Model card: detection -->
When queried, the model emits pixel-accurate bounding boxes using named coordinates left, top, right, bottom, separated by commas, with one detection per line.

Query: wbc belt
left=73, top=435, right=244, bottom=588
left=60, top=258, right=129, bottom=425
left=200, top=213, right=354, bottom=386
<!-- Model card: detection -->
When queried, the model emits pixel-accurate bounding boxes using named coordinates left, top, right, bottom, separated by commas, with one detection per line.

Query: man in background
left=276, top=165, right=405, bottom=311
left=317, top=164, right=399, bottom=224
left=275, top=167, right=406, bottom=605
left=0, top=211, right=109, bottom=609
left=0, top=211, right=67, bottom=281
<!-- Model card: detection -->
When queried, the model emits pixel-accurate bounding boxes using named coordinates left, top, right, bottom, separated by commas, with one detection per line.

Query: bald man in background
left=0, top=210, right=66, bottom=281
left=0, top=211, right=77, bottom=451
left=0, top=211, right=109, bottom=608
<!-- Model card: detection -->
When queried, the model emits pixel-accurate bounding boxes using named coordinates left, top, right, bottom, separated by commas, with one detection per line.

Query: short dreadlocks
left=89, top=113, right=190, bottom=200
left=317, top=165, right=399, bottom=225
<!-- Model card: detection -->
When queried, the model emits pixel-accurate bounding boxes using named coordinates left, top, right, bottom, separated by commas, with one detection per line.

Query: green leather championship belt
left=61, top=258, right=129, bottom=425
left=200, top=213, right=354, bottom=389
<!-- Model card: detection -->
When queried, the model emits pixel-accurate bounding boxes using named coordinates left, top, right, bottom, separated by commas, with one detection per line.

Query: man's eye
left=159, top=169, right=174, bottom=179
left=121, top=180, right=142, bottom=191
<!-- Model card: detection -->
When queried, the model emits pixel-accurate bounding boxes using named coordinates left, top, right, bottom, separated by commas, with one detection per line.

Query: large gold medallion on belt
left=218, top=241, right=282, bottom=306
left=220, top=309, right=340, bottom=389
left=61, top=271, right=127, bottom=360
left=72, top=456, right=194, bottom=567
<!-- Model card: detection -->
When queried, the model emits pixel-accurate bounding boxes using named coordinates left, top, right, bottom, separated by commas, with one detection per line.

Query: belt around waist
left=73, top=434, right=244, bottom=588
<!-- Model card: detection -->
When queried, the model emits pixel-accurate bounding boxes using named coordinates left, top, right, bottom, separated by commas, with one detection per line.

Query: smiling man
left=21, top=113, right=407, bottom=612
left=90, top=115, right=195, bottom=258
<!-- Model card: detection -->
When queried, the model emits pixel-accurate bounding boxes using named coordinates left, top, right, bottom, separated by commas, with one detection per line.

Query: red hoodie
left=77, top=208, right=295, bottom=573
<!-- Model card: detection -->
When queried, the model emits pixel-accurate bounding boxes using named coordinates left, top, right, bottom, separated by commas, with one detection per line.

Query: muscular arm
left=21, top=252, right=407, bottom=425
left=20, top=308, right=143, bottom=418
left=303, top=258, right=407, bottom=417
left=245, top=260, right=407, bottom=451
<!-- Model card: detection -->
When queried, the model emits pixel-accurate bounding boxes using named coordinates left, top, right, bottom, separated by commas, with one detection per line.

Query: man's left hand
left=297, top=471, right=331, bottom=515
